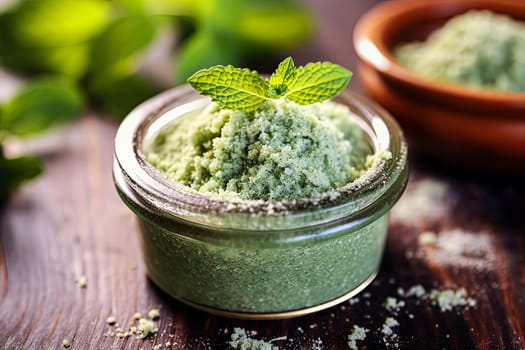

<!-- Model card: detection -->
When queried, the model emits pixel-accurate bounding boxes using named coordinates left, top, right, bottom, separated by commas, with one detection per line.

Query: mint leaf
left=268, top=56, right=296, bottom=98
left=285, top=61, right=352, bottom=105
left=187, top=66, right=269, bottom=112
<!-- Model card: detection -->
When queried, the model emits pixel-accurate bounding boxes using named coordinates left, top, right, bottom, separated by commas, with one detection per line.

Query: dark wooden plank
left=2, top=115, right=524, bottom=349
left=1, top=0, right=525, bottom=349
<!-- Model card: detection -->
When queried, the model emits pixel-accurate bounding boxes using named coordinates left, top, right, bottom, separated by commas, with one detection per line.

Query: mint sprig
left=187, top=57, right=352, bottom=112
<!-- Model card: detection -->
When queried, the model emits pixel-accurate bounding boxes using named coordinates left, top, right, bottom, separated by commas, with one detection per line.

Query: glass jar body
left=117, top=184, right=389, bottom=314
left=113, top=85, right=408, bottom=318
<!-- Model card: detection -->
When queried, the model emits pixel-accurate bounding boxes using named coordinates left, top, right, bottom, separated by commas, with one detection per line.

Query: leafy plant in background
left=0, top=0, right=313, bottom=196
left=0, top=77, right=84, bottom=196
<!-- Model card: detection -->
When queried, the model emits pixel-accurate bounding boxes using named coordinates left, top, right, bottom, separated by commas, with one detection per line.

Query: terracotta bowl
left=354, top=0, right=525, bottom=173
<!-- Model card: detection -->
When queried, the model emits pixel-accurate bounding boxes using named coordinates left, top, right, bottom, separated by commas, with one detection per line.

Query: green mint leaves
left=187, top=57, right=352, bottom=112
left=284, top=61, right=353, bottom=104
left=186, top=66, right=269, bottom=112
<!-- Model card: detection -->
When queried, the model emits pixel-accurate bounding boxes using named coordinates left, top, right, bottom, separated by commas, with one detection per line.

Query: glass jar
left=113, top=85, right=408, bottom=319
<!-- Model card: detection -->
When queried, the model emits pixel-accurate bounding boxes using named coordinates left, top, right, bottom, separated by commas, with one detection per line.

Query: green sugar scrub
left=146, top=99, right=372, bottom=201
left=394, top=10, right=525, bottom=92
left=114, top=58, right=408, bottom=317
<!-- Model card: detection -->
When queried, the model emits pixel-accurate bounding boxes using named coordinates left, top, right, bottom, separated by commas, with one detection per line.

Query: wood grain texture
left=1, top=0, right=525, bottom=349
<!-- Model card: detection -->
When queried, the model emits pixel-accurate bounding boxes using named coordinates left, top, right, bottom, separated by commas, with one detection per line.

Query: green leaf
left=113, top=0, right=147, bottom=14
left=285, top=62, right=352, bottom=105
left=187, top=65, right=269, bottom=112
left=175, top=0, right=242, bottom=84
left=88, top=74, right=159, bottom=119
left=238, top=1, right=313, bottom=50
left=186, top=57, right=352, bottom=112
left=0, top=154, right=43, bottom=197
left=199, top=0, right=243, bottom=33
left=90, top=15, right=161, bottom=74
left=176, top=29, right=240, bottom=84
left=1, top=77, right=84, bottom=137
left=268, top=56, right=296, bottom=98
left=144, top=0, right=204, bottom=17
left=0, top=0, right=110, bottom=77
left=0, top=44, right=89, bottom=78
left=0, top=0, right=111, bottom=49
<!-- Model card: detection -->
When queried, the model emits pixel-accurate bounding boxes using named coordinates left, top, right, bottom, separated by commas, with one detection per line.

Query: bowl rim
left=353, top=0, right=525, bottom=107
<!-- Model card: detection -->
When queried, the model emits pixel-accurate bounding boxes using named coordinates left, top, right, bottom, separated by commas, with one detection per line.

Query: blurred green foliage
left=0, top=0, right=313, bottom=196
left=1, top=77, right=84, bottom=138
left=0, top=0, right=111, bottom=77
left=0, top=77, right=82, bottom=195
left=0, top=0, right=313, bottom=115
left=0, top=153, right=43, bottom=197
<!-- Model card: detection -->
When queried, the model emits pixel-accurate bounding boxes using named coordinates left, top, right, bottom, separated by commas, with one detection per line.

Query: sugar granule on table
left=358, top=283, right=478, bottom=348
left=106, top=315, right=117, bottom=325
left=115, top=327, right=130, bottom=338
left=399, top=284, right=476, bottom=312
left=311, top=337, right=324, bottom=350
left=415, top=228, right=494, bottom=269
left=381, top=317, right=400, bottom=348
left=418, top=231, right=438, bottom=246
left=229, top=327, right=279, bottom=350
left=391, top=178, right=451, bottom=224
left=137, top=318, right=157, bottom=339
left=148, top=308, right=161, bottom=320
left=347, top=325, right=369, bottom=350
left=152, top=343, right=175, bottom=350
left=435, top=229, right=491, bottom=257
left=76, top=275, right=87, bottom=288
left=384, top=297, right=405, bottom=312
left=152, top=343, right=174, bottom=350
left=429, top=288, right=476, bottom=312
left=405, top=285, right=427, bottom=298
left=381, top=317, right=400, bottom=336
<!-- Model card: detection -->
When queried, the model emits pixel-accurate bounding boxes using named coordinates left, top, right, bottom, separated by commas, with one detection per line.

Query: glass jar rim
left=114, top=85, right=408, bottom=231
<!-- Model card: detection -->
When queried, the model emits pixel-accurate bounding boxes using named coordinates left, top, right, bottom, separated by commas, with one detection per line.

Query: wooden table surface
left=1, top=1, right=525, bottom=349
